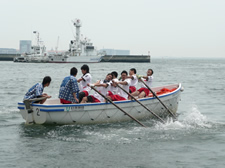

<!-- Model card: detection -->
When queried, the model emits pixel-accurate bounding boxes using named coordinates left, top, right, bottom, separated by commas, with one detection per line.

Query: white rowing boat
left=18, top=83, right=183, bottom=125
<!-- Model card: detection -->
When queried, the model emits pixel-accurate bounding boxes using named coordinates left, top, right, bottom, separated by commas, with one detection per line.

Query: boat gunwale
left=18, top=83, right=181, bottom=108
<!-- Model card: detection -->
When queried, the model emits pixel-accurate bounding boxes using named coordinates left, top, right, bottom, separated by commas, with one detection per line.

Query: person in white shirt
left=80, top=73, right=112, bottom=103
left=77, top=64, right=92, bottom=103
left=107, top=71, right=119, bottom=95
left=131, top=69, right=154, bottom=98
left=107, top=70, right=131, bottom=101
left=126, top=68, right=138, bottom=93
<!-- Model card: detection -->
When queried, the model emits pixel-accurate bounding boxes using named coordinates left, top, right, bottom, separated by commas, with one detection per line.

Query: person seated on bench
left=24, top=76, right=51, bottom=104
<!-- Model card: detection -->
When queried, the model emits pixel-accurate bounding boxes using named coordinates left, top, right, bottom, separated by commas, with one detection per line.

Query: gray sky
left=0, top=0, right=225, bottom=58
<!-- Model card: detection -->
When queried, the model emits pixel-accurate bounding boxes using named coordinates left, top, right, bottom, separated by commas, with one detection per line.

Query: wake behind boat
left=18, top=83, right=183, bottom=125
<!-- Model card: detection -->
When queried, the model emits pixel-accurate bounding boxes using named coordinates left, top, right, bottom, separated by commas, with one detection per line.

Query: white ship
left=14, top=31, right=49, bottom=63
left=48, top=19, right=104, bottom=63
left=14, top=19, right=150, bottom=63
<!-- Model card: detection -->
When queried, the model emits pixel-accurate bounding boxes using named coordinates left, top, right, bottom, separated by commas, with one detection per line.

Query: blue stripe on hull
left=40, top=109, right=64, bottom=112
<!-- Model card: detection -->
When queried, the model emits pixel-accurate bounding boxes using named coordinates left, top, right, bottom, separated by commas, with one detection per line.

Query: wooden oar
left=90, top=86, right=146, bottom=127
left=140, top=78, right=177, bottom=120
left=116, top=84, right=165, bottom=124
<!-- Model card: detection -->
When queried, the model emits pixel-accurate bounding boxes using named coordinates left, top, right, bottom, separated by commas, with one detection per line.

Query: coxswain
left=24, top=76, right=51, bottom=104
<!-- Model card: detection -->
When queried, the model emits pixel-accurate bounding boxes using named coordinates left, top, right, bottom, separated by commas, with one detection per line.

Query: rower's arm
left=77, top=78, right=83, bottom=82
left=73, top=92, right=79, bottom=103
left=90, top=80, right=108, bottom=88
left=143, top=76, right=153, bottom=81
left=117, top=81, right=128, bottom=85
left=42, top=93, right=51, bottom=98
left=126, top=75, right=134, bottom=80
left=89, top=80, right=100, bottom=86
left=94, top=83, right=108, bottom=88
left=94, top=80, right=101, bottom=85
left=142, top=76, right=148, bottom=80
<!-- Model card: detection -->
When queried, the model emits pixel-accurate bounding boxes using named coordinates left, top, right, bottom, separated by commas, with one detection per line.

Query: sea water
left=0, top=58, right=225, bottom=168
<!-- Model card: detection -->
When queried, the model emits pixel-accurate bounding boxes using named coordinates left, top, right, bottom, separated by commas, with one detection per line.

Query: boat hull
left=18, top=84, right=182, bottom=125
left=48, top=55, right=102, bottom=63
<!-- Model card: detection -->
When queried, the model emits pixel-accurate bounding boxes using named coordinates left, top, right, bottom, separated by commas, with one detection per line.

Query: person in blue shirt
left=59, top=67, right=79, bottom=104
left=24, top=76, right=52, bottom=104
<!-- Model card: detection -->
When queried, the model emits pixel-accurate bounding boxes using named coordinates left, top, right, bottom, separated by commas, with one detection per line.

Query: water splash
left=154, top=105, right=211, bottom=131
left=182, top=105, right=211, bottom=128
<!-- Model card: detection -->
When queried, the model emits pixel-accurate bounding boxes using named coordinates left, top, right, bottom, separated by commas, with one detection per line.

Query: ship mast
left=72, top=19, right=82, bottom=56
left=55, top=36, right=59, bottom=53
left=33, top=31, right=40, bottom=46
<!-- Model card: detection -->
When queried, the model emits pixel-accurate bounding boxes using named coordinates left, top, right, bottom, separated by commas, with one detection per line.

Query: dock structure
left=0, top=54, right=18, bottom=61
left=0, top=54, right=151, bottom=62
left=100, top=55, right=150, bottom=62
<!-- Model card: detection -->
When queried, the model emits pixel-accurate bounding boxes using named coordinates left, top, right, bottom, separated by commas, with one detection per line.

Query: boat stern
left=18, top=102, right=47, bottom=124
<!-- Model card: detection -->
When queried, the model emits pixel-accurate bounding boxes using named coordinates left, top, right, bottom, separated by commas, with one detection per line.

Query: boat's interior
left=43, top=84, right=180, bottom=105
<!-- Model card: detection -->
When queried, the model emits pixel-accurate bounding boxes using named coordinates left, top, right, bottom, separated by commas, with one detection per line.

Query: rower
left=77, top=64, right=92, bottom=103
left=107, top=70, right=131, bottom=101
left=107, top=71, right=119, bottom=96
left=127, top=68, right=138, bottom=93
left=131, top=69, right=154, bottom=98
left=81, top=73, right=112, bottom=103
